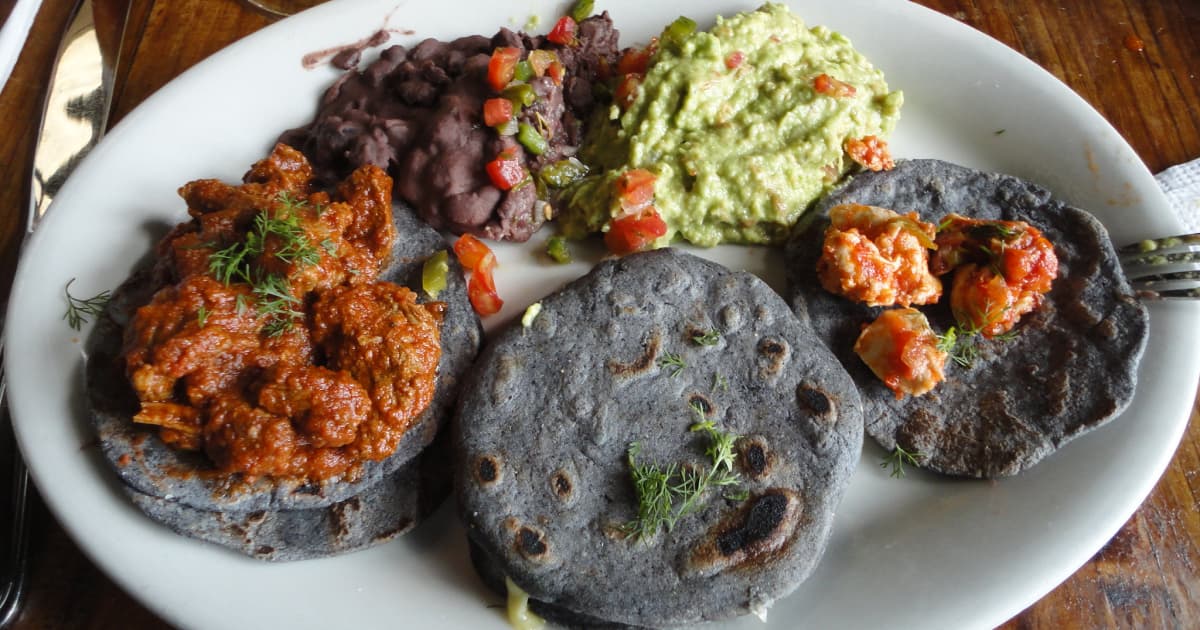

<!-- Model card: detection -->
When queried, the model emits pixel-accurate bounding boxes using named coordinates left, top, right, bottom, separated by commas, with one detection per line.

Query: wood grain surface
left=0, top=0, right=1196, bottom=628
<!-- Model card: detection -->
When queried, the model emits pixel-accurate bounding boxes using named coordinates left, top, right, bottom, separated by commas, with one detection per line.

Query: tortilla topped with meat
left=786, top=158, right=1149, bottom=478
left=87, top=145, right=482, bottom=517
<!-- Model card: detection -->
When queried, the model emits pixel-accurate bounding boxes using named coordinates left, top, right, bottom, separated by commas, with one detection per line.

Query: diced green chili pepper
left=517, top=123, right=548, bottom=155
left=422, top=250, right=449, bottom=297
left=662, top=16, right=697, bottom=48
left=502, top=83, right=537, bottom=108
left=513, top=60, right=534, bottom=82
left=570, top=0, right=594, bottom=22
left=546, top=236, right=572, bottom=263
left=539, top=158, right=589, bottom=187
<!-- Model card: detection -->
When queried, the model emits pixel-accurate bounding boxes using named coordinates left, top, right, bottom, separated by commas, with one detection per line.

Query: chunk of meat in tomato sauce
left=933, top=214, right=1058, bottom=337
left=854, top=307, right=948, bottom=399
left=158, top=144, right=396, bottom=297
left=817, top=203, right=942, bottom=307
left=312, top=283, right=444, bottom=460
left=122, top=145, right=444, bottom=482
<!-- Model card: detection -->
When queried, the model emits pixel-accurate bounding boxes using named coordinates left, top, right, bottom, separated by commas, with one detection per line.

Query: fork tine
left=1122, top=260, right=1200, bottom=279
left=1119, top=233, right=1200, bottom=299
left=1118, top=233, right=1200, bottom=264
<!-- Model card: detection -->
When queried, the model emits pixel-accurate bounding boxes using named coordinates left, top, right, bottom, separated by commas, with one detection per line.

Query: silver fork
left=1118, top=233, right=1200, bottom=299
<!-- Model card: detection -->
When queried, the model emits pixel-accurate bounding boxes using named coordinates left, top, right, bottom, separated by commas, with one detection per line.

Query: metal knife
left=0, top=1, right=127, bottom=626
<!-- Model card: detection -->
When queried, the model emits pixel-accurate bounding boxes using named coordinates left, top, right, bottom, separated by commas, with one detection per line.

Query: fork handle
left=0, top=403, right=31, bottom=629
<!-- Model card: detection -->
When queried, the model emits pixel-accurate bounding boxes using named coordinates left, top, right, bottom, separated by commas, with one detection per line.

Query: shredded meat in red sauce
left=123, top=144, right=443, bottom=482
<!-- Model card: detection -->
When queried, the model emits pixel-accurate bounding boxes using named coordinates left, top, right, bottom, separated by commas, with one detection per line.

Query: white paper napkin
left=0, top=0, right=43, bottom=90
left=1156, top=158, right=1200, bottom=234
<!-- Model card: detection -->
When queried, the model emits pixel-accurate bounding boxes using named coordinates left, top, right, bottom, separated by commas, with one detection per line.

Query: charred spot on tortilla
left=455, top=249, right=862, bottom=627
left=86, top=148, right=482, bottom=515
left=786, top=158, right=1149, bottom=478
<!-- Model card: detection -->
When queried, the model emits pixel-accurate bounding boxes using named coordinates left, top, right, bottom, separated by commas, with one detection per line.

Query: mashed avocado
left=559, top=3, right=903, bottom=247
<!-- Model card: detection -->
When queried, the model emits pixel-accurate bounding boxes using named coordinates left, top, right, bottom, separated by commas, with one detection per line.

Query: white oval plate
left=7, top=1, right=1198, bottom=629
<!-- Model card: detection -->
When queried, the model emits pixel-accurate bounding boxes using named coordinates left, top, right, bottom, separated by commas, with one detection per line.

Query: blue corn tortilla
left=455, top=249, right=862, bottom=627
left=87, top=203, right=482, bottom=513
left=786, top=158, right=1149, bottom=478
left=124, top=430, right=451, bottom=561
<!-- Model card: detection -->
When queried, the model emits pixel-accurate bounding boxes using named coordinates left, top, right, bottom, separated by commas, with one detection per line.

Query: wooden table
left=1, top=0, right=1196, bottom=627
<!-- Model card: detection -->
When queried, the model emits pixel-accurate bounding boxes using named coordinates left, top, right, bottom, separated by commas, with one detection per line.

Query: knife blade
left=0, top=1, right=127, bottom=626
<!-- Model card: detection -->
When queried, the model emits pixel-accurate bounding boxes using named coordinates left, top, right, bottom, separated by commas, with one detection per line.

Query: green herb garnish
left=62, top=278, right=110, bottom=331
left=936, top=326, right=978, bottom=368
left=253, top=273, right=303, bottom=337
left=880, top=445, right=923, bottom=478
left=691, top=329, right=720, bottom=346
left=623, top=419, right=742, bottom=541
left=196, top=305, right=210, bottom=328
left=205, top=194, right=325, bottom=335
left=658, top=353, right=686, bottom=377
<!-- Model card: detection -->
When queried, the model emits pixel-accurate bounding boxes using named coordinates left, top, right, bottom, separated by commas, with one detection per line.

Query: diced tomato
left=467, top=265, right=504, bottom=316
left=453, top=234, right=496, bottom=273
left=813, top=73, right=857, bottom=97
left=725, top=50, right=745, bottom=70
left=617, top=44, right=655, bottom=75
left=483, top=98, right=514, bottom=127
left=604, top=207, right=668, bottom=255
left=487, top=47, right=521, bottom=92
left=485, top=150, right=527, bottom=191
left=546, top=60, right=565, bottom=85
left=452, top=234, right=503, bottom=316
left=845, top=135, right=895, bottom=172
left=614, top=169, right=656, bottom=213
left=547, top=16, right=578, bottom=46
left=614, top=73, right=641, bottom=109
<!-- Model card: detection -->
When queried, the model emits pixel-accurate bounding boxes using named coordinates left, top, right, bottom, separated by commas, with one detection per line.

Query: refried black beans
left=280, top=14, right=620, bottom=242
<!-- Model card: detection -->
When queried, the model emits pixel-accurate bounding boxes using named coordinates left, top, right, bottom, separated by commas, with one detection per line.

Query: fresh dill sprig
left=62, top=278, right=110, bottom=331
left=623, top=418, right=743, bottom=542
left=880, top=444, right=923, bottom=478
left=936, top=326, right=979, bottom=368
left=658, top=353, right=686, bottom=377
left=937, top=319, right=1021, bottom=369
left=208, top=240, right=254, bottom=285
left=255, top=210, right=320, bottom=267
left=253, top=273, right=303, bottom=337
left=205, top=198, right=325, bottom=336
left=691, top=329, right=720, bottom=346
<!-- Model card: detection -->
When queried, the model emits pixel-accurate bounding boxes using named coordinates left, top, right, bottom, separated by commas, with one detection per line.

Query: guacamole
left=559, top=3, right=903, bottom=247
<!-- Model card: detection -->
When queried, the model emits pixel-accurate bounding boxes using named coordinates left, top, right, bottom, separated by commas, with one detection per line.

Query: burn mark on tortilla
left=551, top=470, right=574, bottom=501
left=756, top=337, right=790, bottom=381
left=795, top=383, right=834, bottom=420
left=717, top=492, right=788, bottom=556
left=737, top=437, right=772, bottom=480
left=373, top=517, right=415, bottom=543
left=680, top=489, right=801, bottom=579
left=606, top=331, right=662, bottom=377
left=516, top=526, right=550, bottom=560
left=474, top=455, right=502, bottom=486
left=688, top=393, right=714, bottom=416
